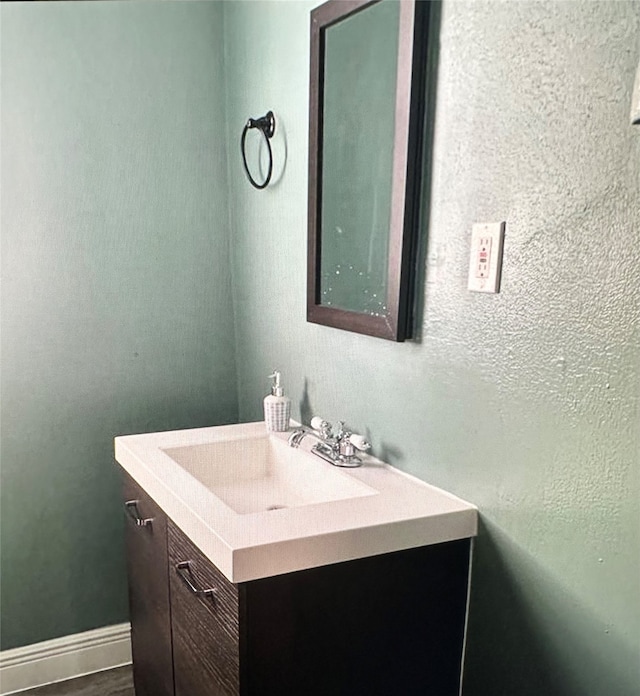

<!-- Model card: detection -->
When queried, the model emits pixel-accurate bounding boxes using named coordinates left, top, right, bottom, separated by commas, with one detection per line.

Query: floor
left=16, top=667, right=134, bottom=696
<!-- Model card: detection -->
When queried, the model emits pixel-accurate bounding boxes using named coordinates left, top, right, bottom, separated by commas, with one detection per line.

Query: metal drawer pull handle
left=176, top=562, right=216, bottom=601
left=124, top=500, right=153, bottom=527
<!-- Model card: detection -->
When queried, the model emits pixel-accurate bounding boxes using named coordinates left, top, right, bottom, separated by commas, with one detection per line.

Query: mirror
left=307, top=0, right=431, bottom=342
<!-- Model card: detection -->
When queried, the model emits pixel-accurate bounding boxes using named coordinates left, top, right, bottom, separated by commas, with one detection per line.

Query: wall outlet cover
left=631, top=62, right=640, bottom=125
left=468, top=222, right=505, bottom=293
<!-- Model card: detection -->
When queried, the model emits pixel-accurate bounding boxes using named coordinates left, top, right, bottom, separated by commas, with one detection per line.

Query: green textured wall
left=0, top=1, right=238, bottom=650
left=225, top=2, right=640, bottom=695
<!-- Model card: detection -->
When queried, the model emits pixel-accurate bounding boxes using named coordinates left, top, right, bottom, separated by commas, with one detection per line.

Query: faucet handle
left=310, top=416, right=326, bottom=430
left=349, top=434, right=370, bottom=452
left=337, top=431, right=370, bottom=464
left=310, top=416, right=332, bottom=439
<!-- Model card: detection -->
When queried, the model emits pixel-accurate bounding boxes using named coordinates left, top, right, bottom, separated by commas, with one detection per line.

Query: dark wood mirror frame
left=307, top=0, right=431, bottom=342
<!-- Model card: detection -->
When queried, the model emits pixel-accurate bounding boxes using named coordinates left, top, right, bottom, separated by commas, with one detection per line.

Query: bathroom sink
left=115, top=421, right=477, bottom=582
left=162, top=435, right=375, bottom=515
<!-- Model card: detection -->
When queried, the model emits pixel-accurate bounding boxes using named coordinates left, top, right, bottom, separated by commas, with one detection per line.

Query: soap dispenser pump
left=264, top=370, right=291, bottom=432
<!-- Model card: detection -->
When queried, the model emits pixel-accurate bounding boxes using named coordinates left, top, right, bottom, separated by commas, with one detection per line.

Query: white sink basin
left=115, top=421, right=477, bottom=583
left=162, top=436, right=375, bottom=515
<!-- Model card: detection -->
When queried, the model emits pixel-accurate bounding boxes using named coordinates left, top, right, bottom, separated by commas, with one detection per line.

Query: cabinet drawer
left=168, top=520, right=241, bottom=696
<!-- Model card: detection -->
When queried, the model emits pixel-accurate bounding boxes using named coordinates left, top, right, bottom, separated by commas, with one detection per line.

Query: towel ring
left=241, top=111, right=276, bottom=189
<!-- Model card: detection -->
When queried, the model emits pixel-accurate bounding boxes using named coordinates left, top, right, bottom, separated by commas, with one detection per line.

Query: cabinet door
left=122, top=471, right=174, bottom=696
left=168, top=520, right=241, bottom=696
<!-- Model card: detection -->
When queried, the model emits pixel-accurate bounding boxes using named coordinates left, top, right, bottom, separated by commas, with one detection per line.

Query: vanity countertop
left=115, top=421, right=477, bottom=583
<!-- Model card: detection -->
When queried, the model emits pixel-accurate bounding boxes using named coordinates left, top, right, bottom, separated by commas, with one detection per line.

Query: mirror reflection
left=319, top=0, right=400, bottom=316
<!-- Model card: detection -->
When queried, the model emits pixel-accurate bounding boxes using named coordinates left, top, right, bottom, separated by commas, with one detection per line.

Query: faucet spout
left=287, top=428, right=308, bottom=448
left=288, top=427, right=327, bottom=450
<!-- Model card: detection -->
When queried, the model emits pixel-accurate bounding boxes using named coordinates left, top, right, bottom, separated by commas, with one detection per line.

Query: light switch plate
left=468, top=222, right=505, bottom=293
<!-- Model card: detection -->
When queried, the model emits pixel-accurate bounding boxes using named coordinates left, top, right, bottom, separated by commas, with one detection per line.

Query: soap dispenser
left=264, top=371, right=291, bottom=432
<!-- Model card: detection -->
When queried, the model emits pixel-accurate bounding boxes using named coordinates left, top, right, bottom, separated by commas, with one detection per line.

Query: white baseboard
left=0, top=623, right=132, bottom=695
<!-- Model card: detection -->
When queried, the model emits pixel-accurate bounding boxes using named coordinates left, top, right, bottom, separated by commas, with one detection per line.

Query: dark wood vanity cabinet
left=122, top=471, right=472, bottom=696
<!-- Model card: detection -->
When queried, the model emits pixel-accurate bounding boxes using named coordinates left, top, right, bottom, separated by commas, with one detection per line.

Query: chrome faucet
left=288, top=417, right=370, bottom=468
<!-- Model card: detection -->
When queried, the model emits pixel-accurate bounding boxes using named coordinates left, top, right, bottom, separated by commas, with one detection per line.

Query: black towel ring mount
left=241, top=111, right=276, bottom=190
